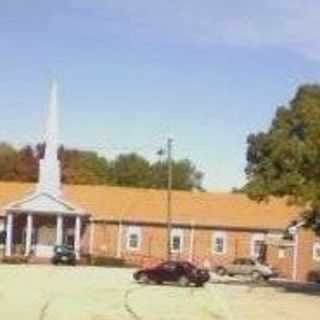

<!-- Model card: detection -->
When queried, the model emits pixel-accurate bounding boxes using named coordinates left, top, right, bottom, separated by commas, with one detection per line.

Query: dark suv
left=133, top=261, right=210, bottom=287
left=51, top=245, right=77, bottom=266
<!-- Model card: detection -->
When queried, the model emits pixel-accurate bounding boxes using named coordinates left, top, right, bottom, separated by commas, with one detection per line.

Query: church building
left=0, top=83, right=319, bottom=282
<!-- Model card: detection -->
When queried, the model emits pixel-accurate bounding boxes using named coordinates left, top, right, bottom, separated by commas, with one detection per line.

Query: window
left=126, top=226, right=142, bottom=251
left=251, top=233, right=266, bottom=258
left=161, top=262, right=177, bottom=271
left=212, top=232, right=227, bottom=255
left=171, top=229, right=184, bottom=253
left=313, top=242, right=320, bottom=262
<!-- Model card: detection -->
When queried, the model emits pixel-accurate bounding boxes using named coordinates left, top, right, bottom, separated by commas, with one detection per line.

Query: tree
left=0, top=143, right=17, bottom=181
left=0, top=143, right=205, bottom=191
left=151, top=159, right=204, bottom=191
left=109, top=153, right=152, bottom=188
left=244, top=84, right=320, bottom=233
left=14, top=145, right=37, bottom=182
left=60, top=148, right=109, bottom=185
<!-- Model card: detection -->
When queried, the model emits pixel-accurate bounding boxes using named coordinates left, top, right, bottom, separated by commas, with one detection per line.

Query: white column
left=117, top=221, right=123, bottom=258
left=5, top=213, right=13, bottom=257
left=189, top=223, right=195, bottom=262
left=74, top=216, right=82, bottom=260
left=25, top=214, right=33, bottom=256
left=56, top=215, right=63, bottom=246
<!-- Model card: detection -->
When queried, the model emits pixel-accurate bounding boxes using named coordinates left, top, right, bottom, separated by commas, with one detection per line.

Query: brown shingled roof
left=0, top=182, right=302, bottom=230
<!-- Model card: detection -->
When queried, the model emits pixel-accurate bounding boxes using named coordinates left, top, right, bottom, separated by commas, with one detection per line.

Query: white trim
left=293, top=232, right=299, bottom=281
left=312, top=242, right=320, bottom=262
left=5, top=192, right=85, bottom=215
left=212, top=231, right=227, bottom=255
left=126, top=225, right=142, bottom=251
left=189, top=224, right=195, bottom=262
left=117, top=221, right=123, bottom=257
left=5, top=213, right=13, bottom=256
left=25, top=214, right=33, bottom=256
left=74, top=216, right=82, bottom=260
left=56, top=215, right=64, bottom=246
left=171, top=228, right=184, bottom=253
left=250, top=233, right=265, bottom=258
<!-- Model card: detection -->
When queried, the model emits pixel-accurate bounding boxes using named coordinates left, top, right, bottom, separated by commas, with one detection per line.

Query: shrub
left=89, top=255, right=125, bottom=267
left=2, top=256, right=29, bottom=264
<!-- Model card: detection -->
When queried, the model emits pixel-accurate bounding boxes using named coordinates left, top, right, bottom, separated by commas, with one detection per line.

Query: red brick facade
left=295, top=230, right=320, bottom=282
left=87, top=222, right=297, bottom=279
left=1, top=182, right=319, bottom=282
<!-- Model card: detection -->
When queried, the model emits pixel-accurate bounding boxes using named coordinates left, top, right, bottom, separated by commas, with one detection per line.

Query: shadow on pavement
left=211, top=276, right=320, bottom=297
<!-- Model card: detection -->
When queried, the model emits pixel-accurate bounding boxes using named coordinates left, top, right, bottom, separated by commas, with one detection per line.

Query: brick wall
left=266, top=245, right=294, bottom=279
left=296, top=230, right=320, bottom=282
left=89, top=222, right=295, bottom=279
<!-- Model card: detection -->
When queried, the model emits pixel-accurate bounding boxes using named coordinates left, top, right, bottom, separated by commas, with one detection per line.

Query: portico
left=4, top=207, right=86, bottom=259
left=4, top=81, right=89, bottom=260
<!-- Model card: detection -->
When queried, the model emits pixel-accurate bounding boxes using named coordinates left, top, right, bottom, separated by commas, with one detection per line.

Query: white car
left=215, top=258, right=278, bottom=281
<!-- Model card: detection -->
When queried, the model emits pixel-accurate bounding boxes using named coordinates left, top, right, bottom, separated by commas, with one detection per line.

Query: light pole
left=167, top=137, right=173, bottom=261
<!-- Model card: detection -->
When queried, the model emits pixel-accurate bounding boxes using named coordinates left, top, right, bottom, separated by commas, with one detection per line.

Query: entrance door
left=35, top=225, right=56, bottom=258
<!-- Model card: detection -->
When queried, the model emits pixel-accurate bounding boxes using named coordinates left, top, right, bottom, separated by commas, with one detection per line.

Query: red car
left=133, top=261, right=210, bottom=287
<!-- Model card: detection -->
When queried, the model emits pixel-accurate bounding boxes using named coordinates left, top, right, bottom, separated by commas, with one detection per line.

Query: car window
left=182, top=262, right=196, bottom=270
left=161, top=262, right=176, bottom=271
left=243, top=259, right=255, bottom=265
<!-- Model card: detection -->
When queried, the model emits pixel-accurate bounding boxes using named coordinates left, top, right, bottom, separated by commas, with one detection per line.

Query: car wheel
left=137, top=273, right=150, bottom=285
left=178, top=276, right=190, bottom=287
left=251, top=271, right=264, bottom=282
left=195, top=282, right=204, bottom=287
left=216, top=267, right=227, bottom=276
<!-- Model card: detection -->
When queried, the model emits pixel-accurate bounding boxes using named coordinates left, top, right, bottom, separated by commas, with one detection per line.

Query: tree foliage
left=0, top=144, right=204, bottom=191
left=244, top=84, right=320, bottom=232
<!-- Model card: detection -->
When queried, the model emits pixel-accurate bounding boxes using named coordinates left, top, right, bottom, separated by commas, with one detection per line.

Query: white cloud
left=86, top=0, right=320, bottom=60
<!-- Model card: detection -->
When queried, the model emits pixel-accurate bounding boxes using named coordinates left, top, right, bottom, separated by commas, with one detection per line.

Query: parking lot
left=0, top=265, right=319, bottom=320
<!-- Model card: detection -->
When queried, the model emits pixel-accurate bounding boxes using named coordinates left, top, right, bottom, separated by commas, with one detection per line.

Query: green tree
left=0, top=143, right=205, bottom=191
left=109, top=153, right=152, bottom=188
left=151, top=159, right=204, bottom=191
left=15, top=145, right=37, bottom=182
left=0, top=143, right=17, bottom=180
left=61, top=148, right=109, bottom=185
left=244, top=84, right=320, bottom=233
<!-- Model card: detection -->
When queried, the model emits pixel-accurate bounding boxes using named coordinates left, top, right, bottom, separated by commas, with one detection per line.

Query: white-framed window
left=313, top=242, right=320, bottom=262
left=251, top=233, right=266, bottom=258
left=126, top=226, right=142, bottom=251
left=171, top=228, right=184, bottom=253
left=212, top=231, right=227, bottom=255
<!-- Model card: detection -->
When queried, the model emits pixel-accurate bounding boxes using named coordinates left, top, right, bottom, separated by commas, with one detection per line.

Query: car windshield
left=181, top=262, right=197, bottom=270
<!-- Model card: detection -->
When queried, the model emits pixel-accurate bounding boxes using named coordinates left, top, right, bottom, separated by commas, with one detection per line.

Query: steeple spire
left=37, top=80, right=62, bottom=197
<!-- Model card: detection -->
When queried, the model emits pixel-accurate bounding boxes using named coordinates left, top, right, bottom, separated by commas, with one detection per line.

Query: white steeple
left=37, top=80, right=62, bottom=197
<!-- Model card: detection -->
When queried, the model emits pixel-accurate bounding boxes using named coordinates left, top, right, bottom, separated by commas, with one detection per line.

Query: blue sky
left=1, top=0, right=320, bottom=190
